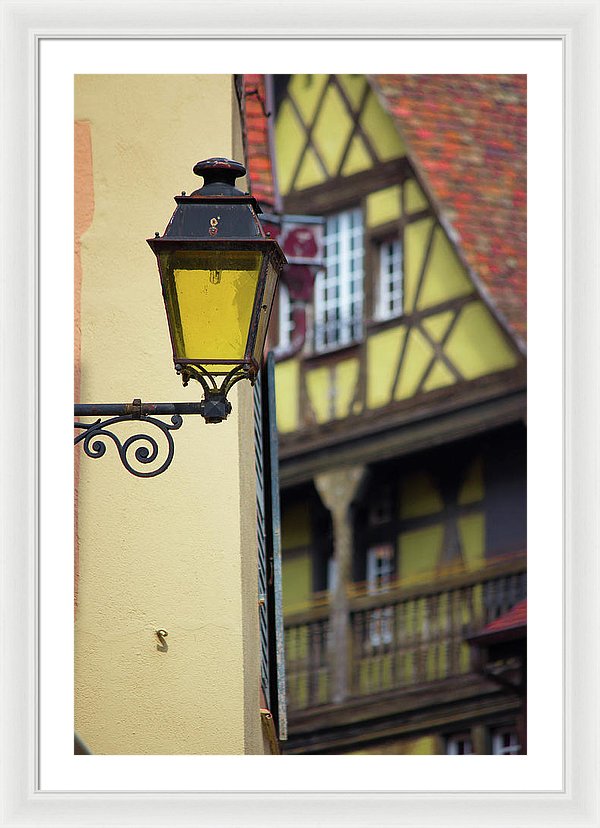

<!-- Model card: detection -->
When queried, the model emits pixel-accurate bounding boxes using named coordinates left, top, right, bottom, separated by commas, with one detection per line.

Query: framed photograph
left=1, top=1, right=598, bottom=825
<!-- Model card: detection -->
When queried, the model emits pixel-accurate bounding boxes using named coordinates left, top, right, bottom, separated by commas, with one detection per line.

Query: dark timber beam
left=279, top=388, right=526, bottom=489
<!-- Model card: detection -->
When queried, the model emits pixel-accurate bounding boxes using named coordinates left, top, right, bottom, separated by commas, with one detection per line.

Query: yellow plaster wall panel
left=398, top=524, right=444, bottom=581
left=457, top=455, right=484, bottom=505
left=366, top=185, right=401, bottom=228
left=404, top=178, right=429, bottom=214
left=274, top=358, right=299, bottom=433
left=334, top=358, right=360, bottom=419
left=306, top=366, right=332, bottom=424
left=422, top=310, right=455, bottom=342
left=74, top=75, right=263, bottom=755
left=349, top=734, right=437, bottom=755
left=281, top=500, right=312, bottom=550
left=444, top=301, right=518, bottom=379
left=404, top=217, right=434, bottom=312
left=289, top=73, right=328, bottom=125
left=341, top=134, right=372, bottom=177
left=274, top=98, right=305, bottom=195
left=338, top=73, right=367, bottom=111
left=405, top=736, right=437, bottom=755
left=295, top=147, right=326, bottom=191
left=282, top=552, right=313, bottom=612
left=366, top=326, right=406, bottom=409
left=417, top=227, right=474, bottom=310
left=422, top=360, right=456, bottom=393
left=312, top=83, right=354, bottom=176
left=394, top=328, right=433, bottom=400
left=361, top=91, right=406, bottom=162
left=399, top=469, right=444, bottom=519
left=458, top=512, right=485, bottom=570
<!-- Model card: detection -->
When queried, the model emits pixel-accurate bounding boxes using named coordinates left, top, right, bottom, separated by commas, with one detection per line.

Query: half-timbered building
left=244, top=73, right=527, bottom=755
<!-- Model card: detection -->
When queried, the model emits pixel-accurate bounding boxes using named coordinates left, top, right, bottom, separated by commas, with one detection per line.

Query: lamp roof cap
left=191, top=157, right=247, bottom=196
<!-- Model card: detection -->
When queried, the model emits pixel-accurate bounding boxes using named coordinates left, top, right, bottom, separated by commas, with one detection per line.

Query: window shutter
left=253, top=351, right=288, bottom=740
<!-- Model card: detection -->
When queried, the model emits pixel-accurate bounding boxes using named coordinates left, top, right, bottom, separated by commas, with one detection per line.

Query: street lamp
left=74, top=157, right=286, bottom=474
left=148, top=157, right=286, bottom=423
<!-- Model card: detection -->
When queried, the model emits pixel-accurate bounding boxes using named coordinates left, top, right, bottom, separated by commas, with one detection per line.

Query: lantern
left=148, top=158, right=286, bottom=423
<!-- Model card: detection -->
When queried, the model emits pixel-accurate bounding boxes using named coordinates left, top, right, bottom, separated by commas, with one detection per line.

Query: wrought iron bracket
left=175, top=361, right=254, bottom=423
left=74, top=367, right=255, bottom=476
left=74, top=399, right=207, bottom=478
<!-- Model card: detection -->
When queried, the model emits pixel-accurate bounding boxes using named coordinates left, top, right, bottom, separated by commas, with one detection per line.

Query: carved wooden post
left=315, top=466, right=366, bottom=704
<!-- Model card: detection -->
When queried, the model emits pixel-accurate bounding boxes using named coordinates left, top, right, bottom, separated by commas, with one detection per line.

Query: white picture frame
left=1, top=0, right=598, bottom=825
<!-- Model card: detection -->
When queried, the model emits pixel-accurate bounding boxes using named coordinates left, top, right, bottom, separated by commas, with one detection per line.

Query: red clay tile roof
left=243, top=74, right=526, bottom=348
left=243, top=75, right=277, bottom=211
left=478, top=599, right=527, bottom=638
left=370, top=75, right=526, bottom=348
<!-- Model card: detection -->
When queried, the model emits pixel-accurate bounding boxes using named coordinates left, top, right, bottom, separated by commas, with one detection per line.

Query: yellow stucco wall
left=74, top=75, right=263, bottom=755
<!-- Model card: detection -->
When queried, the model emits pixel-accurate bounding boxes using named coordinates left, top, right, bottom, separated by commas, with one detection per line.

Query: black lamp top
left=191, top=157, right=247, bottom=197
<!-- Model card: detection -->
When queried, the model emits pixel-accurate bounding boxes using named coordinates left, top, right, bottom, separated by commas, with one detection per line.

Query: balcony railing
left=284, top=555, right=526, bottom=712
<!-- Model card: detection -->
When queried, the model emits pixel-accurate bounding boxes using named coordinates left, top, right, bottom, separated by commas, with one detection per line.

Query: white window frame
left=492, top=728, right=521, bottom=755
left=375, top=238, right=403, bottom=321
left=366, top=544, right=394, bottom=647
left=446, top=734, right=474, bottom=755
left=278, top=281, right=294, bottom=349
left=314, top=208, right=364, bottom=351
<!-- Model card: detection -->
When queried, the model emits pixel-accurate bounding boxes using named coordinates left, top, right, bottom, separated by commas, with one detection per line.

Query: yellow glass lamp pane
left=170, top=251, right=262, bottom=361
left=251, top=259, right=279, bottom=365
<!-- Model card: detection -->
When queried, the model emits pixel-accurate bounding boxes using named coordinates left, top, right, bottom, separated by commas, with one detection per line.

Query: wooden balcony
left=284, top=554, right=526, bottom=713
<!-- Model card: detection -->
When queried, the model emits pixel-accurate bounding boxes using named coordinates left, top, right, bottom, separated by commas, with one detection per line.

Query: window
left=492, top=728, right=521, bottom=755
left=375, top=239, right=403, bottom=320
left=446, top=734, right=473, bottom=755
left=278, top=281, right=295, bottom=349
left=366, top=544, right=394, bottom=647
left=314, top=209, right=363, bottom=351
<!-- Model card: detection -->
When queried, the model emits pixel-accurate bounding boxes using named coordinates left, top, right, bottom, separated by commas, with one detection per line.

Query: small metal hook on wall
left=156, top=629, right=168, bottom=652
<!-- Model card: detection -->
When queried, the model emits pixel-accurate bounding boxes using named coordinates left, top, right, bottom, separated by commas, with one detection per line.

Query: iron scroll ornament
left=73, top=366, right=253, bottom=478
left=74, top=411, right=184, bottom=479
